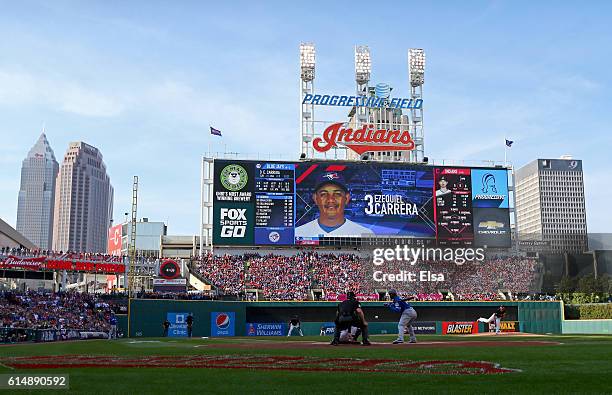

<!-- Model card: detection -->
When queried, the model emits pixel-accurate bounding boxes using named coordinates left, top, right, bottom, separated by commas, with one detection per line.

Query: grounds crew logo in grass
left=220, top=164, right=248, bottom=191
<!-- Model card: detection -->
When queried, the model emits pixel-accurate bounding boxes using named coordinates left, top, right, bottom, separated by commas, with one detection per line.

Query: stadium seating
left=0, top=291, right=113, bottom=332
left=192, top=252, right=540, bottom=301
left=1, top=248, right=540, bottom=301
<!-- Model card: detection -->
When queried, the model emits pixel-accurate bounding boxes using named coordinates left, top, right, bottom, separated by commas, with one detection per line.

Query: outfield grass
left=1, top=334, right=611, bottom=394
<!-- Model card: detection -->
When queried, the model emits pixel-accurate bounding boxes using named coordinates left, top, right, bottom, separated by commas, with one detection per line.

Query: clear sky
left=0, top=1, right=610, bottom=235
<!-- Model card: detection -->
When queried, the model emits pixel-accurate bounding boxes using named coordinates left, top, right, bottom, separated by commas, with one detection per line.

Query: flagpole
left=208, top=124, right=213, bottom=158
left=504, top=136, right=507, bottom=167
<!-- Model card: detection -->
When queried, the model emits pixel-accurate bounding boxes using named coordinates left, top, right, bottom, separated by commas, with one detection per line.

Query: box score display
left=212, top=160, right=511, bottom=247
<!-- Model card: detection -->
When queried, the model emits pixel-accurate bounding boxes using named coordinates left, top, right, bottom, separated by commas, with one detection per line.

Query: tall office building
left=515, top=158, right=587, bottom=252
left=16, top=133, right=59, bottom=249
left=52, top=142, right=113, bottom=253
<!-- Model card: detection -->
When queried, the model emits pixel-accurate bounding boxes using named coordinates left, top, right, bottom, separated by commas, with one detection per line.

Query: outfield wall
left=561, top=320, right=612, bottom=334
left=128, top=300, right=562, bottom=337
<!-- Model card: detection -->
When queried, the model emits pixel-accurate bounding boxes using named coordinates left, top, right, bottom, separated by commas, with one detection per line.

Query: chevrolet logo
left=479, top=221, right=504, bottom=230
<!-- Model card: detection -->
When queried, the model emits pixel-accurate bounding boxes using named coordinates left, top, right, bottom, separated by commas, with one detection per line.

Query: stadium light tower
left=408, top=48, right=426, bottom=163
left=300, top=43, right=316, bottom=159
left=354, top=46, right=371, bottom=126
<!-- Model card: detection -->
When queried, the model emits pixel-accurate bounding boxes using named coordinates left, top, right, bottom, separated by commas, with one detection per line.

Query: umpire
left=186, top=314, right=194, bottom=338
left=330, top=291, right=371, bottom=346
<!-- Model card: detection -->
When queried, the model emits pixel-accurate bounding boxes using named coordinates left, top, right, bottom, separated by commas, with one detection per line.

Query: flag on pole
left=505, top=139, right=514, bottom=148
left=210, top=126, right=222, bottom=137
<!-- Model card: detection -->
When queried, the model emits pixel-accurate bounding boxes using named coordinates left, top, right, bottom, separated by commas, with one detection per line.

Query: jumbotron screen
left=212, top=159, right=510, bottom=247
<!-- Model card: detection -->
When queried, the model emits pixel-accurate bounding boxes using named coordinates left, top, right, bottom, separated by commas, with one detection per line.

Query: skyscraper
left=16, top=133, right=59, bottom=249
left=515, top=157, right=587, bottom=252
left=52, top=142, right=113, bottom=253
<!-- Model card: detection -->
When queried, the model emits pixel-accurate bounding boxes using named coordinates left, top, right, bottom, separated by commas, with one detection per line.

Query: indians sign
left=313, top=123, right=415, bottom=155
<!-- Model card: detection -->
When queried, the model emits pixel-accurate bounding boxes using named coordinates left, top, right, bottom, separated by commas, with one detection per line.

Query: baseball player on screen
left=385, top=289, right=417, bottom=344
left=435, top=176, right=452, bottom=197
left=295, top=172, right=374, bottom=238
left=478, top=306, right=506, bottom=334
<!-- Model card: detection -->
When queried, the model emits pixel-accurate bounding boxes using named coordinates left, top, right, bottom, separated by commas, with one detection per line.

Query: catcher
left=338, top=326, right=362, bottom=344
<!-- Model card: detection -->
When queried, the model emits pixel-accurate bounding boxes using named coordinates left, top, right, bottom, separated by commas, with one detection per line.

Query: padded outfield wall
left=128, top=300, right=562, bottom=337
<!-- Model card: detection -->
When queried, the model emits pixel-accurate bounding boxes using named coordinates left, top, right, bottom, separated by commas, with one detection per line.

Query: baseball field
left=1, top=333, right=611, bottom=394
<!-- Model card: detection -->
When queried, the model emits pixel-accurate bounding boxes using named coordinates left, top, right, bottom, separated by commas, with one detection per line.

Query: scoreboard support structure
left=200, top=157, right=215, bottom=256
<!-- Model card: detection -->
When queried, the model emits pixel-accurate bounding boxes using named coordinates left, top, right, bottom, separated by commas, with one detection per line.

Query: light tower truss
left=355, top=45, right=371, bottom=159
left=408, top=48, right=426, bottom=163
left=128, top=175, right=138, bottom=298
left=300, top=43, right=316, bottom=159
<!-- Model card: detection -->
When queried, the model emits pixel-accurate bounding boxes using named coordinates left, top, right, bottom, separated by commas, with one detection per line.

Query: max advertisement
left=212, top=160, right=510, bottom=247
left=488, top=321, right=519, bottom=333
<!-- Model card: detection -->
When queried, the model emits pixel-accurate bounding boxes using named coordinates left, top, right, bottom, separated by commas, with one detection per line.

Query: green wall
left=297, top=321, right=400, bottom=336
left=517, top=301, right=562, bottom=333
left=128, top=299, right=247, bottom=337
left=562, top=320, right=612, bottom=334
left=128, top=300, right=562, bottom=337
left=116, top=314, right=128, bottom=336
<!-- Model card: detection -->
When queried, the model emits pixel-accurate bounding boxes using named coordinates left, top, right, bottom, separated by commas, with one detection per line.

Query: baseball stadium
left=1, top=42, right=611, bottom=394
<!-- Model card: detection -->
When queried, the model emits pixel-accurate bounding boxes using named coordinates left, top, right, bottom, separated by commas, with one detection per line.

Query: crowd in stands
left=245, top=254, right=311, bottom=300
left=416, top=293, right=444, bottom=301
left=375, top=256, right=538, bottom=296
left=0, top=247, right=159, bottom=275
left=191, top=253, right=540, bottom=301
left=0, top=247, right=123, bottom=263
left=311, top=253, right=371, bottom=295
left=0, top=291, right=113, bottom=332
left=193, top=253, right=245, bottom=295
left=1, top=247, right=541, bottom=302
left=138, top=292, right=216, bottom=300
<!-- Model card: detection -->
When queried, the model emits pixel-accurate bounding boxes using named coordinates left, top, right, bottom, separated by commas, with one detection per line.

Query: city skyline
left=1, top=1, right=611, bottom=235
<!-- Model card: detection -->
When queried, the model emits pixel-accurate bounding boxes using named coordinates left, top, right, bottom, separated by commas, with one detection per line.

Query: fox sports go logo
left=216, top=313, right=231, bottom=330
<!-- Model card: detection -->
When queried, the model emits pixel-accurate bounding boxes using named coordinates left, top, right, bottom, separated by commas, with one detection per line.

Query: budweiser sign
left=0, top=255, right=46, bottom=270
left=313, top=123, right=415, bottom=155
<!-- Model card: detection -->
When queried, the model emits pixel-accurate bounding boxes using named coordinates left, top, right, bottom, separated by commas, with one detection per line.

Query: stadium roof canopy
left=0, top=217, right=36, bottom=250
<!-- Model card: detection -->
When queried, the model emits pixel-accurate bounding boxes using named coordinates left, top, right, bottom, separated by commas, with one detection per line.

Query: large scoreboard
left=212, top=159, right=511, bottom=247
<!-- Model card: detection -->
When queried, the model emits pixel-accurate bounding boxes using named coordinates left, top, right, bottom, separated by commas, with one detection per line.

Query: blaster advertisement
left=442, top=321, right=479, bottom=335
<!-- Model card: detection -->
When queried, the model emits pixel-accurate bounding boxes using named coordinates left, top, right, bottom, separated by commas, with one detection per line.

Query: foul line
left=0, top=362, right=15, bottom=370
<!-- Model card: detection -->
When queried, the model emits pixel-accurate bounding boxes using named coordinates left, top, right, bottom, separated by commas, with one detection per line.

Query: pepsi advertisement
left=212, top=159, right=511, bottom=247
left=211, top=312, right=236, bottom=337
